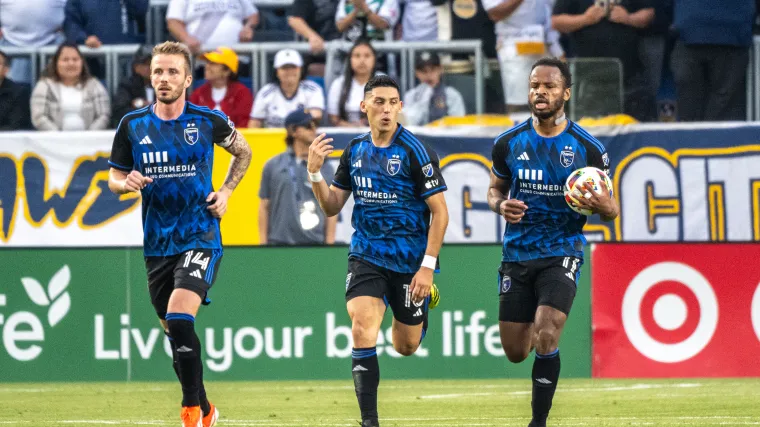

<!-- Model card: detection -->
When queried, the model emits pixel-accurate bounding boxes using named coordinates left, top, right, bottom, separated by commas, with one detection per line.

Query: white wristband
left=308, top=171, right=323, bottom=183
left=421, top=255, right=437, bottom=270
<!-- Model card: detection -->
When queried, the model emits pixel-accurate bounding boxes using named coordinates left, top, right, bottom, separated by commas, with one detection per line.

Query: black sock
left=166, top=313, right=202, bottom=407
left=531, top=348, right=560, bottom=425
left=194, top=331, right=211, bottom=415
left=352, top=347, right=380, bottom=422
left=166, top=331, right=210, bottom=415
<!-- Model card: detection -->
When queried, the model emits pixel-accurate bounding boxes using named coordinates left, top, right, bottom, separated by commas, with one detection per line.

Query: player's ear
left=360, top=100, right=367, bottom=114
left=563, top=87, right=571, bottom=102
left=185, top=73, right=193, bottom=90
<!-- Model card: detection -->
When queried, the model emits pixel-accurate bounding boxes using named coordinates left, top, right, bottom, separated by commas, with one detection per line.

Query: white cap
left=273, top=49, right=303, bottom=68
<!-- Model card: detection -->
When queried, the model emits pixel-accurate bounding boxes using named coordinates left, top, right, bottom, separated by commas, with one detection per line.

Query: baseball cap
left=202, top=47, right=239, bottom=74
left=133, top=45, right=153, bottom=65
left=274, top=49, right=303, bottom=69
left=415, top=51, right=441, bottom=70
left=284, top=109, right=314, bottom=128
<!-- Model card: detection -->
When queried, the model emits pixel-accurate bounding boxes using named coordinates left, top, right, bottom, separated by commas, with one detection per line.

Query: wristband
left=421, top=255, right=437, bottom=270
left=308, top=171, right=323, bottom=183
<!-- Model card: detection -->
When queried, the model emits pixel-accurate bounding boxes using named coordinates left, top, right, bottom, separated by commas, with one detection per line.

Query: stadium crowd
left=0, top=0, right=757, bottom=131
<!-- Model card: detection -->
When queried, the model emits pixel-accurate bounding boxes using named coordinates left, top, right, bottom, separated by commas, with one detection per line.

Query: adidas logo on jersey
left=352, top=365, right=368, bottom=372
left=190, top=270, right=203, bottom=279
left=352, top=159, right=362, bottom=168
left=139, top=136, right=153, bottom=145
left=518, top=169, right=543, bottom=181
left=142, top=151, right=169, bottom=164
left=517, top=152, right=530, bottom=161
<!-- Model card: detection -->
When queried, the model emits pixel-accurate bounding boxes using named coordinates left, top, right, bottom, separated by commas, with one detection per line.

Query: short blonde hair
left=151, top=41, right=192, bottom=75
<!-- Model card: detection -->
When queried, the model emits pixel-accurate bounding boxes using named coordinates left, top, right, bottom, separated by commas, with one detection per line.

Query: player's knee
left=534, top=327, right=559, bottom=354
left=504, top=346, right=530, bottom=363
left=351, top=319, right=378, bottom=344
left=392, top=341, right=418, bottom=357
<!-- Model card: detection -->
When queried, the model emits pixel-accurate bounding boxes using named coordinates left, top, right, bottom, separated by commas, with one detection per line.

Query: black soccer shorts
left=145, top=248, right=223, bottom=320
left=345, top=256, right=428, bottom=326
left=497, top=256, right=581, bottom=323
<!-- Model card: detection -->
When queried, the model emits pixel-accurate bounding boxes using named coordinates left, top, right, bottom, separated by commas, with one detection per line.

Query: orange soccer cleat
left=202, top=402, right=219, bottom=427
left=180, top=406, right=202, bottom=427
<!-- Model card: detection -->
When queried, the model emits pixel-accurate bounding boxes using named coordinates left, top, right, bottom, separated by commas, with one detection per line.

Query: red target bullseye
left=639, top=281, right=701, bottom=345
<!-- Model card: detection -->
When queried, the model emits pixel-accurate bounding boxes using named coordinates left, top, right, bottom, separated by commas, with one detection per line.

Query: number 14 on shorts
left=183, top=250, right=211, bottom=274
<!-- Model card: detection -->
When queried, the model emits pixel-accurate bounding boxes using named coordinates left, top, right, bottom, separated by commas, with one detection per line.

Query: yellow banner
left=212, top=128, right=287, bottom=245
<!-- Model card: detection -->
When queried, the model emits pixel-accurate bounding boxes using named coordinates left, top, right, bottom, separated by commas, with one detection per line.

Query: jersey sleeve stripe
left=397, top=134, right=426, bottom=165
left=571, top=124, right=606, bottom=153
left=108, top=160, right=132, bottom=171
left=332, top=180, right=351, bottom=190
left=491, top=166, right=508, bottom=178
left=399, top=131, right=430, bottom=164
left=421, top=185, right=447, bottom=198
left=493, top=121, right=529, bottom=143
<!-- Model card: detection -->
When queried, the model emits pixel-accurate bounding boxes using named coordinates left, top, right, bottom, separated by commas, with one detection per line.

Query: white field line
left=419, top=382, right=702, bottom=399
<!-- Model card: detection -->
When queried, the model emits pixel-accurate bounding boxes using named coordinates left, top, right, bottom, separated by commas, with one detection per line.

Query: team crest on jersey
left=560, top=146, right=574, bottom=168
left=184, top=123, right=199, bottom=145
left=387, top=155, right=401, bottom=176
left=501, top=275, right=511, bottom=293
left=422, top=163, right=434, bottom=177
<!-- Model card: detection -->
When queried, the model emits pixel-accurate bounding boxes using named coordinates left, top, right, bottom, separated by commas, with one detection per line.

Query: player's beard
left=156, top=85, right=184, bottom=104
left=530, top=96, right=565, bottom=121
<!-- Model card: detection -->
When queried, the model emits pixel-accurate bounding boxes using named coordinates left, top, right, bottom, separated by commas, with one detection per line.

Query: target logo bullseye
left=622, top=262, right=719, bottom=363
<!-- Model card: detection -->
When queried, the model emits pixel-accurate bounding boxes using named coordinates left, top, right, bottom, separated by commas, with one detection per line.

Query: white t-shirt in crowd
left=250, top=80, right=325, bottom=128
left=335, top=0, right=399, bottom=41
left=327, top=76, right=366, bottom=123
left=58, top=84, right=86, bottom=131
left=166, top=0, right=259, bottom=49
left=211, top=86, right=227, bottom=110
left=0, top=0, right=66, bottom=46
left=400, top=0, right=437, bottom=41
left=481, top=0, right=561, bottom=56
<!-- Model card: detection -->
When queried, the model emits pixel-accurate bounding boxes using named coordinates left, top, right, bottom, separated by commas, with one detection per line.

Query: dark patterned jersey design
left=491, top=118, right=610, bottom=263
left=109, top=103, right=235, bottom=257
left=333, top=125, right=447, bottom=274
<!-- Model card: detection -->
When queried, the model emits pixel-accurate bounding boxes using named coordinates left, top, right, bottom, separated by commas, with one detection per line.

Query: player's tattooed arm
left=488, top=172, right=527, bottom=224
left=220, top=130, right=253, bottom=193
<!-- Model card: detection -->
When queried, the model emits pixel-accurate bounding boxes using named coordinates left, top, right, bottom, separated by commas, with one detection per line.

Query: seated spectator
left=189, top=47, right=254, bottom=128
left=31, top=42, right=110, bottom=131
left=64, top=0, right=148, bottom=46
left=0, top=0, right=66, bottom=85
left=112, top=45, right=153, bottom=127
left=0, top=51, right=32, bottom=130
left=248, top=49, right=325, bottom=128
left=327, top=39, right=378, bottom=126
left=167, top=0, right=259, bottom=54
left=403, top=51, right=466, bottom=126
left=670, top=0, right=755, bottom=121
left=259, top=109, right=336, bottom=246
left=335, top=0, right=400, bottom=42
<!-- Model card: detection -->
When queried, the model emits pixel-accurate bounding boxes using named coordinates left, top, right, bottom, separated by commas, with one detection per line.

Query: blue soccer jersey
left=491, top=118, right=610, bottom=263
left=109, top=103, right=236, bottom=257
left=333, top=125, right=447, bottom=274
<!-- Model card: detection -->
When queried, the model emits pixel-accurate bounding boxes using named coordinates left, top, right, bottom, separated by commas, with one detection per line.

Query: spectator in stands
left=484, top=0, right=563, bottom=112
left=166, top=0, right=260, bottom=54
left=112, top=45, right=153, bottom=127
left=189, top=47, right=254, bottom=128
left=0, top=0, right=66, bottom=84
left=552, top=0, right=654, bottom=119
left=30, top=42, right=110, bottom=131
left=335, top=0, right=400, bottom=42
left=670, top=0, right=755, bottom=121
left=259, top=109, right=336, bottom=245
left=0, top=50, right=32, bottom=130
left=399, top=0, right=438, bottom=41
left=288, top=0, right=341, bottom=55
left=327, top=39, right=378, bottom=126
left=638, top=0, right=672, bottom=121
left=64, top=0, right=149, bottom=46
left=403, top=51, right=466, bottom=125
left=248, top=49, right=325, bottom=128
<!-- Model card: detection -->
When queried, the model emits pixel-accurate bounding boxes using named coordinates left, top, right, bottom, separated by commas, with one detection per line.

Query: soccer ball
left=563, top=167, right=613, bottom=216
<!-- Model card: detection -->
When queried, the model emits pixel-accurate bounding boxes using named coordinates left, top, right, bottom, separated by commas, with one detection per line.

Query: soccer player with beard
left=108, top=41, right=252, bottom=427
left=487, top=58, right=619, bottom=427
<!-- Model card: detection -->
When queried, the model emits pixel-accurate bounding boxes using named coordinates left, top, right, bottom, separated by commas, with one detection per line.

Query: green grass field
left=2, top=379, right=760, bottom=426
